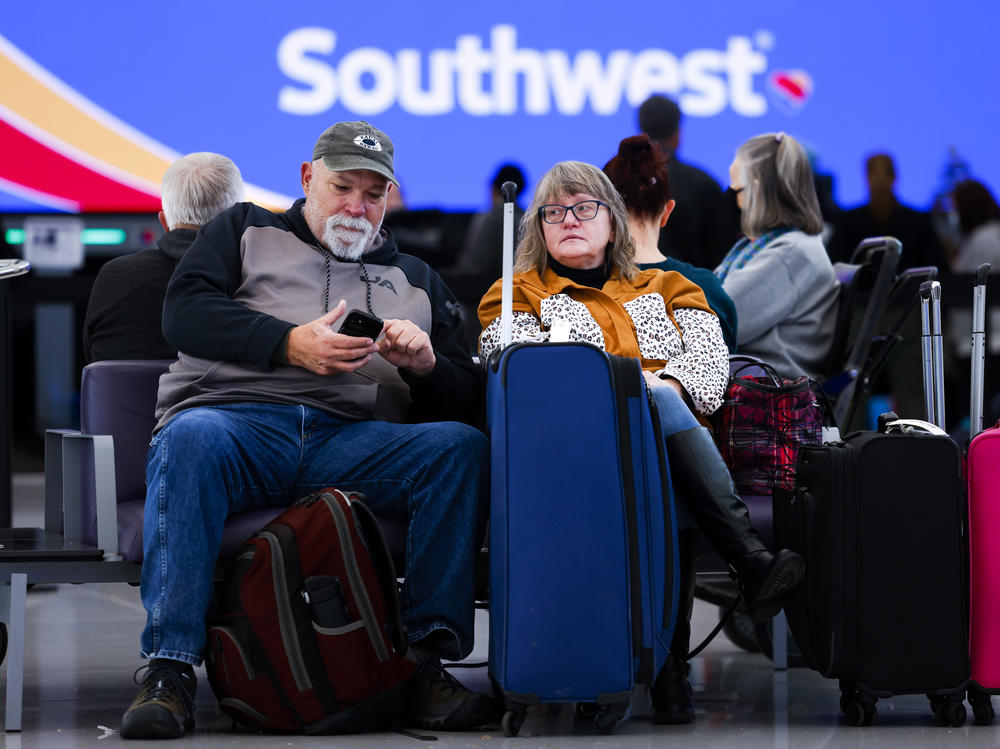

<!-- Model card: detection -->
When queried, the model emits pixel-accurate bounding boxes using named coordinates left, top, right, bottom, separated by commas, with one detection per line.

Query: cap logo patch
left=354, top=134, right=382, bottom=152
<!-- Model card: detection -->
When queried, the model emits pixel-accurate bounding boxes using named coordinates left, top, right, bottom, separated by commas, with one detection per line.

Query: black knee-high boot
left=665, top=426, right=805, bottom=622
left=651, top=528, right=698, bottom=724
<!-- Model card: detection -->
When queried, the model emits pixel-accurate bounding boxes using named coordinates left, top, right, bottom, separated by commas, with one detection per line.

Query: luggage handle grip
left=919, top=280, right=941, bottom=302
left=975, top=262, right=991, bottom=287
left=883, top=418, right=947, bottom=436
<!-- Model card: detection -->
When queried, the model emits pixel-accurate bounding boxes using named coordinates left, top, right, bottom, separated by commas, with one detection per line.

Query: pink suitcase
left=966, top=262, right=999, bottom=724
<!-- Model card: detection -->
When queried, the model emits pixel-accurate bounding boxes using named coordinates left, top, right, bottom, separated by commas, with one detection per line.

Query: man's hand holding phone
left=286, top=300, right=434, bottom=377
left=286, top=300, right=383, bottom=375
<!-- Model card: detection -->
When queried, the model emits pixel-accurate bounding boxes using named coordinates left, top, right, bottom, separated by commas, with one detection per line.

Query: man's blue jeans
left=140, top=403, right=489, bottom=666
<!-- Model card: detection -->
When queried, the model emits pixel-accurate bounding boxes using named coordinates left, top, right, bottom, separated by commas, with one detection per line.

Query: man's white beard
left=322, top=215, right=380, bottom=260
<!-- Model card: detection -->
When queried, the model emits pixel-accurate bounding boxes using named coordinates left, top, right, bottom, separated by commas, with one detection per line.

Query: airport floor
left=3, top=473, right=999, bottom=748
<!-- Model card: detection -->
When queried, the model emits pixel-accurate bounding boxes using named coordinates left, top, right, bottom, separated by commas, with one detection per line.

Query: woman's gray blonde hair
left=514, top=161, right=637, bottom=279
left=735, top=132, right=824, bottom=239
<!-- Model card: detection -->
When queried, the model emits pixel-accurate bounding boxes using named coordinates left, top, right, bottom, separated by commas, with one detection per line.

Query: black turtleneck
left=547, top=254, right=610, bottom=289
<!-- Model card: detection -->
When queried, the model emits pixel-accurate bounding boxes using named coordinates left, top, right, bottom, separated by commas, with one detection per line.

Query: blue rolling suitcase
left=485, top=184, right=679, bottom=737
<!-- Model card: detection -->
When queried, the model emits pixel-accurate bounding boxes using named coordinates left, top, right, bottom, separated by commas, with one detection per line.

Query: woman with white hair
left=716, top=133, right=838, bottom=378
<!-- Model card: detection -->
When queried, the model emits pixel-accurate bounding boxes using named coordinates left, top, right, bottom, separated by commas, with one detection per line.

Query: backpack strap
left=349, top=496, right=410, bottom=655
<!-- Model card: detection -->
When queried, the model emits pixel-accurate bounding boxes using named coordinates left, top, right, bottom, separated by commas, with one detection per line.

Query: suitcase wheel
left=969, top=693, right=995, bottom=726
left=593, top=702, right=628, bottom=735
left=930, top=696, right=967, bottom=727
left=841, top=695, right=877, bottom=726
left=502, top=707, right=526, bottom=737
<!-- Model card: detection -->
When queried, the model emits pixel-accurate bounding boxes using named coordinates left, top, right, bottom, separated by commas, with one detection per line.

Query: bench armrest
left=44, top=428, right=121, bottom=560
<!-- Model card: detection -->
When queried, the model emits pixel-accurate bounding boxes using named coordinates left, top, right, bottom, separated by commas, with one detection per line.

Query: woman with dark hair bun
left=602, top=134, right=737, bottom=725
left=603, top=135, right=737, bottom=351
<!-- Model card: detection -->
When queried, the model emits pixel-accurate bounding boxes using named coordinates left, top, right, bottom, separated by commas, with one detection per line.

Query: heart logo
left=768, top=70, right=813, bottom=110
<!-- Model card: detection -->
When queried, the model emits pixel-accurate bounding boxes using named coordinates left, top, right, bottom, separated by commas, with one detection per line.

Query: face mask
left=722, top=186, right=743, bottom=219
left=719, top=186, right=745, bottom=240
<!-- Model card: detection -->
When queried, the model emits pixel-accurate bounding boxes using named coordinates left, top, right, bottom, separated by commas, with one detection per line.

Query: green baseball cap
left=311, top=121, right=398, bottom=186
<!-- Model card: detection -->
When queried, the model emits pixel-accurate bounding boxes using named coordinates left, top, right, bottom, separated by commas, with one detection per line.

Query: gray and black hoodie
left=154, top=199, right=484, bottom=431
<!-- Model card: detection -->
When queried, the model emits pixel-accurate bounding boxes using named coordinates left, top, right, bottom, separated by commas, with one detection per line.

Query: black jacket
left=82, top=229, right=195, bottom=364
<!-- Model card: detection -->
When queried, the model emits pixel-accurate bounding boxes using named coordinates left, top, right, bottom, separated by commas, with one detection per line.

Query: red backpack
left=205, top=488, right=416, bottom=733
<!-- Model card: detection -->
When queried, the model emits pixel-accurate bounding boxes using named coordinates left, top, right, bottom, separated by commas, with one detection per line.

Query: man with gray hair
left=119, top=122, right=494, bottom=739
left=83, top=152, right=244, bottom=362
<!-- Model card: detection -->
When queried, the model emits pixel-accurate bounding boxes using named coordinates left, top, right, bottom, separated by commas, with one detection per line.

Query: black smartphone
left=337, top=308, right=383, bottom=339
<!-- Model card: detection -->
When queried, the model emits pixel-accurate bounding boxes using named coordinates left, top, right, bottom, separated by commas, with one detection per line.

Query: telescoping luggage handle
left=970, top=263, right=991, bottom=439
left=919, top=280, right=945, bottom=429
left=499, top=180, right=518, bottom=348
left=497, top=180, right=574, bottom=350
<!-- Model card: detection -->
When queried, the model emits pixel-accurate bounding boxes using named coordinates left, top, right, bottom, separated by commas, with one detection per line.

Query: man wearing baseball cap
left=120, top=121, right=495, bottom=738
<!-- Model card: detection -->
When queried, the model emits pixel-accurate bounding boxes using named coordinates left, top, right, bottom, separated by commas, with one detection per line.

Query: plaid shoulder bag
left=713, top=358, right=834, bottom=495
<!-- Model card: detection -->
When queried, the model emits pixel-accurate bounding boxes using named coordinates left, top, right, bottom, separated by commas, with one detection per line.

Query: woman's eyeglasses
left=538, top=200, right=608, bottom=224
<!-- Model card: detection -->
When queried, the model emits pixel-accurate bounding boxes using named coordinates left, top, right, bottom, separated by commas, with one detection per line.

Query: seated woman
left=601, top=133, right=738, bottom=723
left=478, top=160, right=804, bottom=725
left=715, top=132, right=838, bottom=379
left=603, top=134, right=738, bottom=352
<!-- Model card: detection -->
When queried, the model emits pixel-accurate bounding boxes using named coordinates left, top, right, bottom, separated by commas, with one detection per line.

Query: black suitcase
left=773, top=280, right=969, bottom=727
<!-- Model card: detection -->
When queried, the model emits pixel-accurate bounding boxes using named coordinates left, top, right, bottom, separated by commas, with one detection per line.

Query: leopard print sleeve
left=656, top=307, right=729, bottom=416
left=478, top=311, right=545, bottom=362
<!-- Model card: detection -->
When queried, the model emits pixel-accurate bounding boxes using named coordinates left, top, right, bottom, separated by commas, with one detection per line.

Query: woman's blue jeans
left=648, top=385, right=701, bottom=436
left=140, top=403, right=489, bottom=666
left=648, top=385, right=702, bottom=529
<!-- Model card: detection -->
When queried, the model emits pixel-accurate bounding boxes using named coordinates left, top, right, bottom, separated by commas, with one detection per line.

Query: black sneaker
left=119, top=660, right=196, bottom=739
left=403, top=658, right=499, bottom=730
